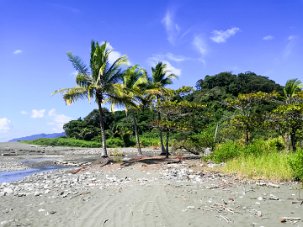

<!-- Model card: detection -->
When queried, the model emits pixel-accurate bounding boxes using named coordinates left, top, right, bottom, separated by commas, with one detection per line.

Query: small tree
left=147, top=62, right=177, bottom=155
left=273, top=91, right=303, bottom=151
left=227, top=92, right=278, bottom=144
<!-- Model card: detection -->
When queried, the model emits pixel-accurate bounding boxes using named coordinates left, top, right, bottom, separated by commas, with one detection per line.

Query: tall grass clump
left=289, top=148, right=303, bottom=181
left=221, top=152, right=293, bottom=181
left=209, top=140, right=242, bottom=163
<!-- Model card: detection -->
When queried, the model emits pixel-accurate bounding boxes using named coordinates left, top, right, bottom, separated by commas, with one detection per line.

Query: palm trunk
left=97, top=100, right=108, bottom=157
left=158, top=111, right=166, bottom=155
left=157, top=96, right=165, bottom=155
left=133, top=114, right=142, bottom=155
left=165, top=130, right=170, bottom=158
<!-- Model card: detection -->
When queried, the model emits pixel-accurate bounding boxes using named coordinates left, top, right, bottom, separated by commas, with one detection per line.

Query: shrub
left=289, top=149, right=303, bottom=181
left=210, top=140, right=242, bottom=163
left=106, top=137, right=124, bottom=148
left=140, top=135, right=159, bottom=147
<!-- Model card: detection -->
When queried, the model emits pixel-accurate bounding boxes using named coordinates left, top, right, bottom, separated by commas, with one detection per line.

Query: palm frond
left=76, top=74, right=92, bottom=87
left=61, top=87, right=88, bottom=105
left=67, top=52, right=89, bottom=75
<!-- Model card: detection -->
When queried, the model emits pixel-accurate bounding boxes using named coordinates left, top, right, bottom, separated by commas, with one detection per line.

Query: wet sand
left=0, top=142, right=302, bottom=227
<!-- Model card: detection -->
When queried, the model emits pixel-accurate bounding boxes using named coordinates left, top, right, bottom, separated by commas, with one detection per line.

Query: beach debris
left=182, top=205, right=195, bottom=212
left=256, top=182, right=280, bottom=188
left=280, top=217, right=301, bottom=223
left=268, top=194, right=279, bottom=200
left=217, top=215, right=232, bottom=223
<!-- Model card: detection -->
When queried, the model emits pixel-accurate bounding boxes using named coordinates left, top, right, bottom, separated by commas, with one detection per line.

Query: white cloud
left=288, top=35, right=297, bottom=41
left=283, top=35, right=298, bottom=59
left=48, top=108, right=56, bottom=117
left=31, top=109, right=46, bottom=118
left=13, top=49, right=23, bottom=55
left=48, top=109, right=72, bottom=132
left=105, top=42, right=130, bottom=65
left=0, top=117, right=11, bottom=133
left=162, top=10, right=180, bottom=45
left=164, top=61, right=181, bottom=76
left=20, top=110, right=28, bottom=115
left=210, top=27, right=240, bottom=43
left=165, top=53, right=187, bottom=62
left=263, top=35, right=274, bottom=41
left=192, top=35, right=208, bottom=64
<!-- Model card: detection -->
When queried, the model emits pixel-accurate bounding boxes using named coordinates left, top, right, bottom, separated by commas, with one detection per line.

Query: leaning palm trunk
left=132, top=114, right=142, bottom=155
left=97, top=100, right=108, bottom=157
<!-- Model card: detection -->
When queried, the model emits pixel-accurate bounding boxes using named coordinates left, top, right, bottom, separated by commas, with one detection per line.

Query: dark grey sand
left=0, top=142, right=302, bottom=227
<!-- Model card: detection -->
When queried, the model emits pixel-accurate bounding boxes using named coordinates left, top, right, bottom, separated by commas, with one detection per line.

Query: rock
left=269, top=194, right=279, bottom=200
left=257, top=196, right=263, bottom=201
left=3, top=188, right=13, bottom=196
left=34, top=191, right=42, bottom=196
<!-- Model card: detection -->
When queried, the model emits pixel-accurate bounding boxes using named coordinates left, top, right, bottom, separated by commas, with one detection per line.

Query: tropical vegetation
left=46, top=41, right=303, bottom=181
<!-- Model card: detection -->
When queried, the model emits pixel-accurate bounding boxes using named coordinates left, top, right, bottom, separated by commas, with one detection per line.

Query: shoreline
left=0, top=142, right=302, bottom=226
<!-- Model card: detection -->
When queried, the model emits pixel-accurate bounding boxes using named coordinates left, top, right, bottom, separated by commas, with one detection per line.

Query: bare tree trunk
left=245, top=127, right=249, bottom=144
left=97, top=100, right=108, bottom=157
left=290, top=129, right=297, bottom=152
left=132, top=114, right=142, bottom=155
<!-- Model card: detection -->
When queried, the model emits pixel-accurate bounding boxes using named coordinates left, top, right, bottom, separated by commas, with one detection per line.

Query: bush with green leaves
left=288, top=149, right=303, bottom=181
left=106, top=137, right=125, bottom=148
left=209, top=140, right=242, bottom=162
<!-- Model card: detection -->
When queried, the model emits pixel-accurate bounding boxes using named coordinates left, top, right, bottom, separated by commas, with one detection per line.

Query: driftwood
left=256, top=182, right=280, bottom=188
left=280, top=217, right=301, bottom=223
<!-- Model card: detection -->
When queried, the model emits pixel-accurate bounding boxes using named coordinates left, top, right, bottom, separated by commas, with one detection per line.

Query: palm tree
left=111, top=65, right=148, bottom=155
left=284, top=78, right=303, bottom=104
left=148, top=62, right=177, bottom=156
left=54, top=41, right=128, bottom=157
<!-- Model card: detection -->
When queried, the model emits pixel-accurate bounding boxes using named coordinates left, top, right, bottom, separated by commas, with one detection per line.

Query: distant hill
left=9, top=132, right=66, bottom=142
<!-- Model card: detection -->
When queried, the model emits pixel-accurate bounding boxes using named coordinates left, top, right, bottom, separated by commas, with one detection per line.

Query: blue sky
left=0, top=0, right=302, bottom=141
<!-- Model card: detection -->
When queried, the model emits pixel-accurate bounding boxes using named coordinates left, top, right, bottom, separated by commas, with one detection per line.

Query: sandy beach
left=0, top=142, right=302, bottom=227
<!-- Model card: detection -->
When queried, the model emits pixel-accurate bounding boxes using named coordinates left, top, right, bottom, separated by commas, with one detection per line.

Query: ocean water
left=0, top=165, right=66, bottom=183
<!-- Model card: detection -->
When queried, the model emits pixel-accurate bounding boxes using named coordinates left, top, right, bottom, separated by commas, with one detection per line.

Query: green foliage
left=24, top=138, right=100, bottom=148
left=289, top=149, right=303, bottom=181
left=140, top=133, right=160, bottom=147
left=172, top=127, right=216, bottom=155
left=105, top=137, right=125, bottom=148
left=210, top=139, right=281, bottom=163
left=209, top=141, right=242, bottom=163
left=222, top=152, right=293, bottom=181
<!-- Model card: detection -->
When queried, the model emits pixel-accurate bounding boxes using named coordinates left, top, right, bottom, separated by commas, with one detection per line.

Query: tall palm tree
left=148, top=62, right=177, bottom=156
left=111, top=65, right=148, bottom=155
left=54, top=41, right=128, bottom=157
left=284, top=78, right=303, bottom=104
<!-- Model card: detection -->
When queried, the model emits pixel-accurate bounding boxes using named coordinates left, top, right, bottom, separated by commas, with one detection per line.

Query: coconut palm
left=111, top=65, right=148, bottom=155
left=147, top=62, right=177, bottom=156
left=284, top=78, right=303, bottom=103
left=54, top=41, right=128, bottom=157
